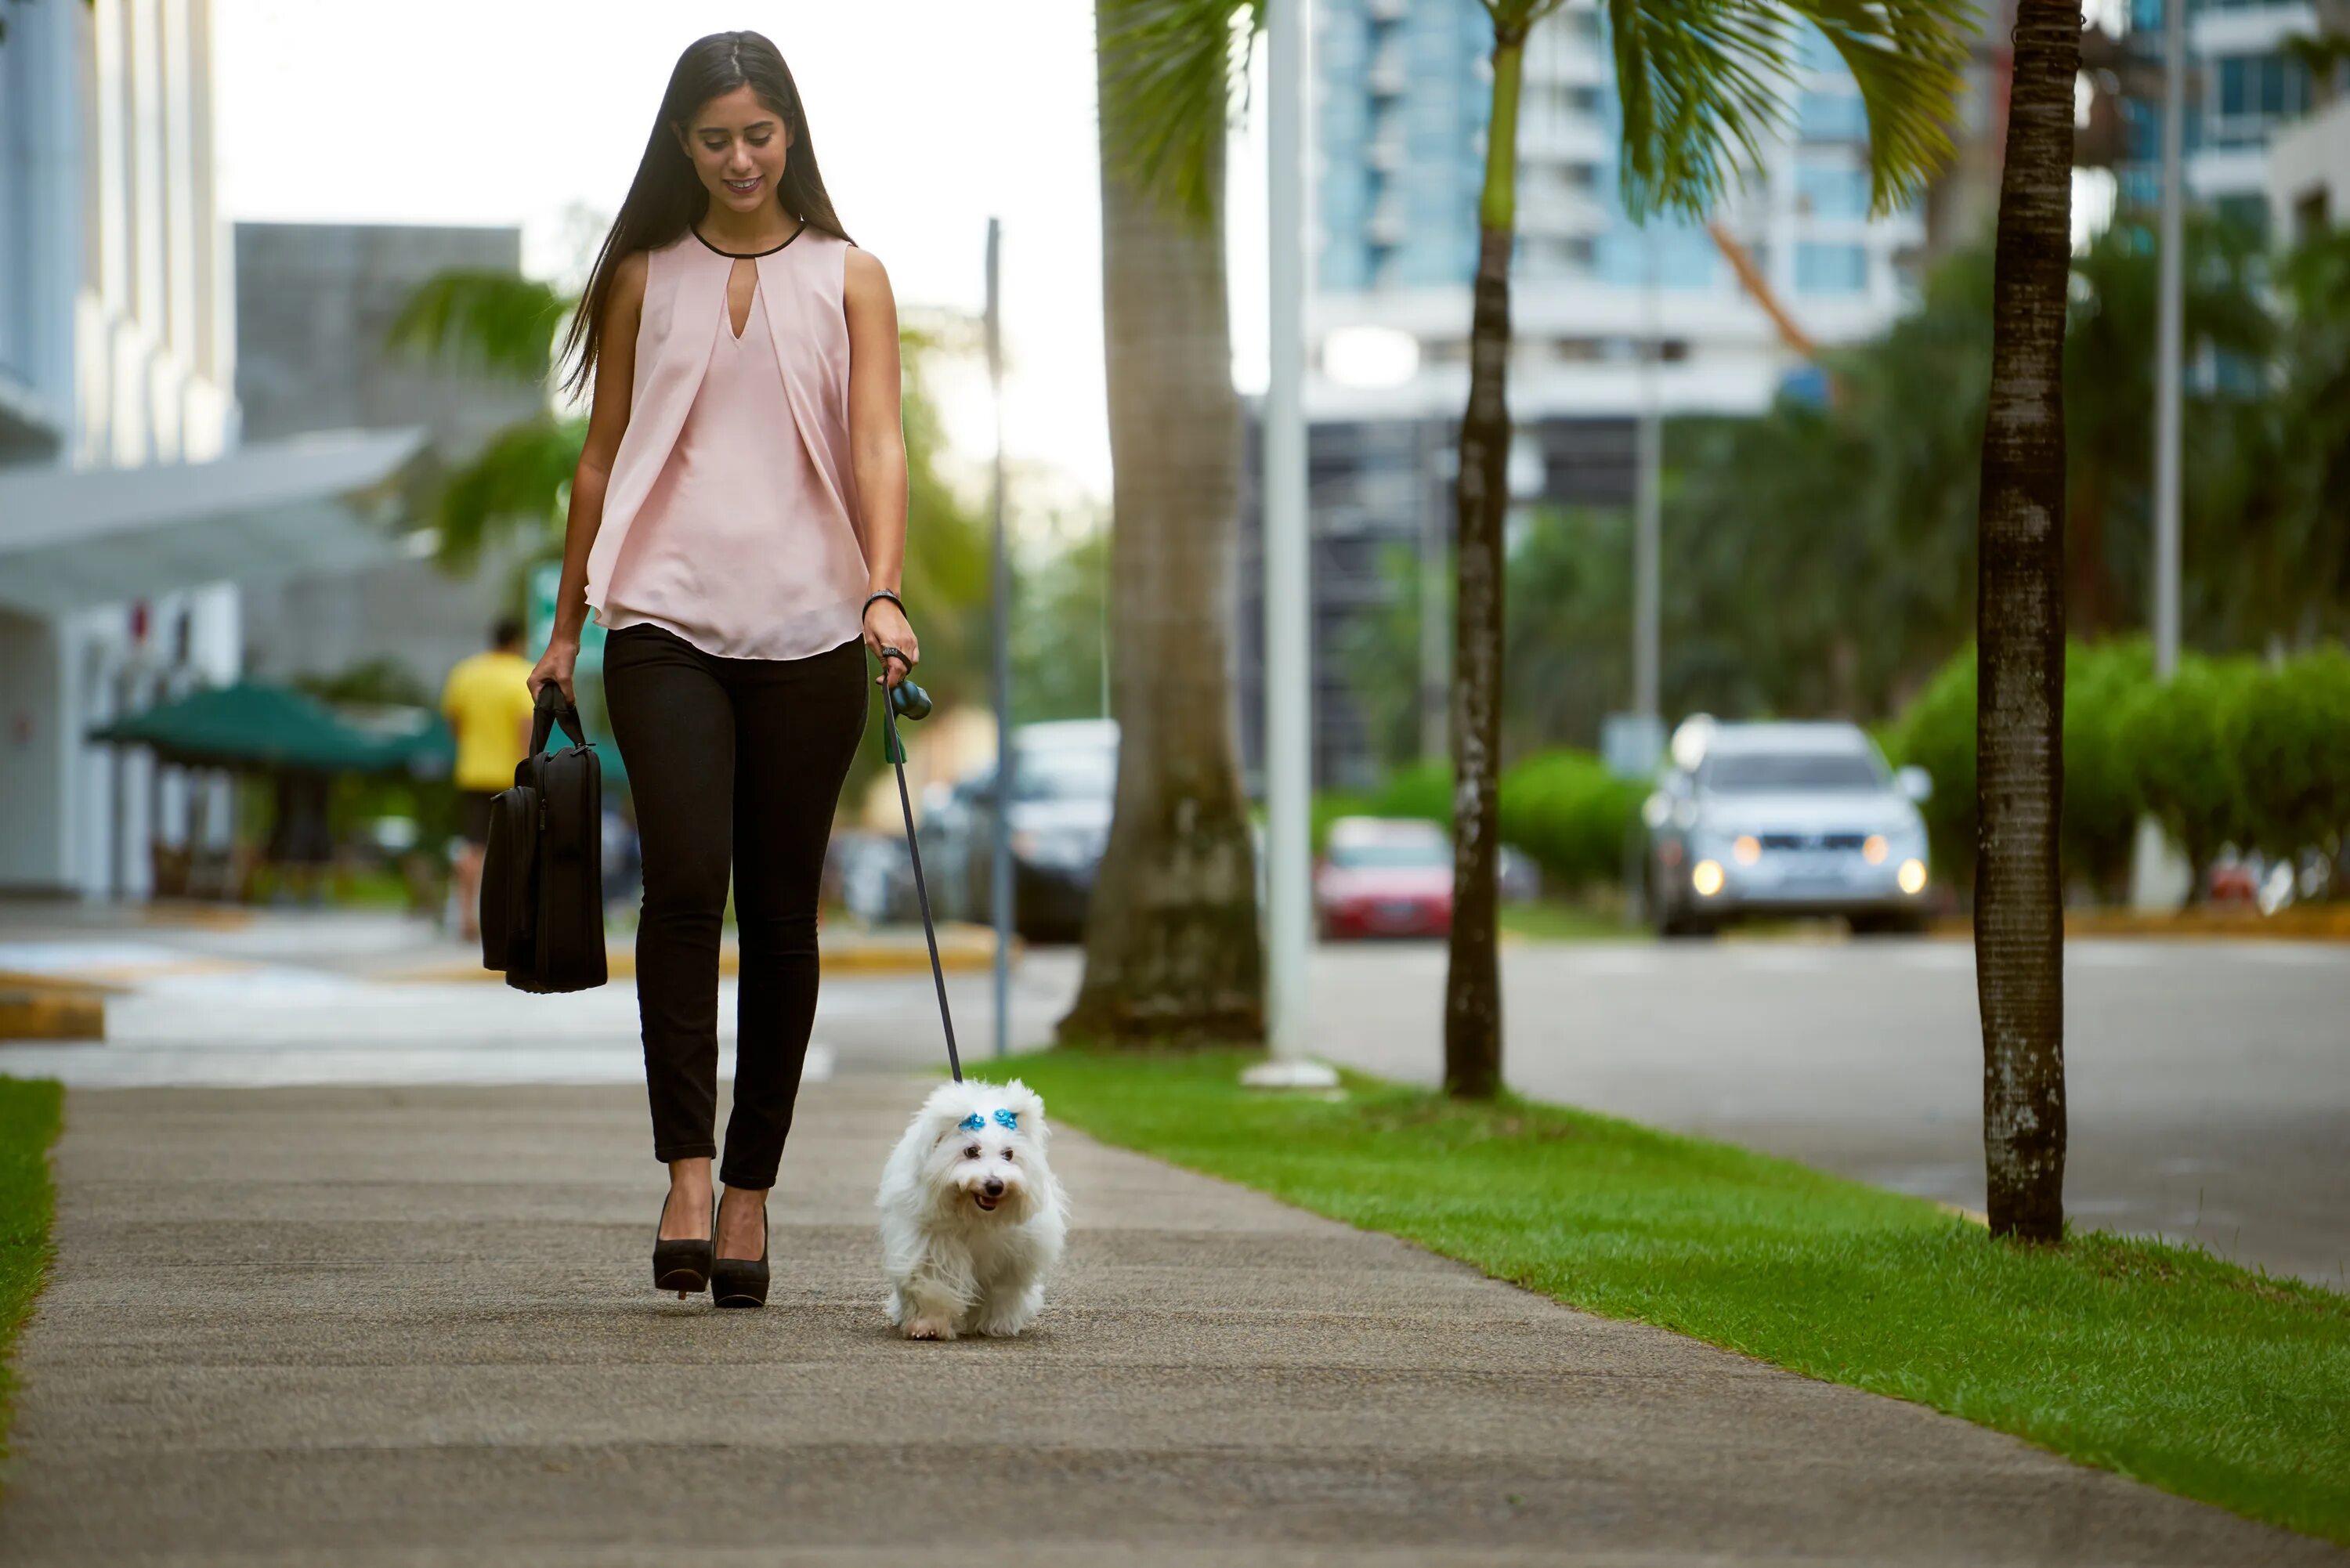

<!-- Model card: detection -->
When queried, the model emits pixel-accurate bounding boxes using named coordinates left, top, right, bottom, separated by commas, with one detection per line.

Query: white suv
left=1643, top=720, right=1933, bottom=937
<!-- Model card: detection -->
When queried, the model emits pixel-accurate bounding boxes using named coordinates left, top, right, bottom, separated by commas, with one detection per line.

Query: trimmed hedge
left=2234, top=647, right=2350, bottom=858
left=1891, top=639, right=2350, bottom=894
left=2064, top=640, right=2154, bottom=897
left=1325, top=641, right=2348, bottom=905
left=1311, top=749, right=1643, bottom=894
left=1887, top=650, right=1976, bottom=884
left=2114, top=653, right=2261, bottom=873
left=1499, top=750, right=1648, bottom=893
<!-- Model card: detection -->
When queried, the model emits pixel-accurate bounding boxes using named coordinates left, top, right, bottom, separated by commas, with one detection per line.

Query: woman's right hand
left=529, top=637, right=578, bottom=707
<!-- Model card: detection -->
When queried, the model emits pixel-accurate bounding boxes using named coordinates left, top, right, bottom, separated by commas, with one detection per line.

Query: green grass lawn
left=1495, top=899, right=1641, bottom=941
left=0, top=1076, right=61, bottom=1458
left=1007, top=1050, right=2350, bottom=1545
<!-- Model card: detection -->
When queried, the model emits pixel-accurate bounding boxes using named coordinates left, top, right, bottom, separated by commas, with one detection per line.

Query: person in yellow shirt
left=440, top=617, right=538, bottom=941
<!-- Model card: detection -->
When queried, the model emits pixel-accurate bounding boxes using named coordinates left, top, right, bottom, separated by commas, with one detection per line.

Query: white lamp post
left=1245, top=0, right=1337, bottom=1089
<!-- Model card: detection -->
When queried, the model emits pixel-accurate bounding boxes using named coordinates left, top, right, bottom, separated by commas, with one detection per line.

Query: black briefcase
left=480, top=685, right=607, bottom=994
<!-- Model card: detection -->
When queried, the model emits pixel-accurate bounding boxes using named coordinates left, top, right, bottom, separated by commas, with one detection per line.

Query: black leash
left=876, top=645, right=961, bottom=1083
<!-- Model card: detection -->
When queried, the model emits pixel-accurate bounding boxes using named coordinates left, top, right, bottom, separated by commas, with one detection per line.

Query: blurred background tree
left=1336, top=221, right=2350, bottom=775
left=1010, top=525, right=1111, bottom=726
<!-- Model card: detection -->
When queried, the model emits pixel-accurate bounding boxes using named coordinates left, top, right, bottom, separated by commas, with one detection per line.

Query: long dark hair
left=560, top=31, right=851, bottom=398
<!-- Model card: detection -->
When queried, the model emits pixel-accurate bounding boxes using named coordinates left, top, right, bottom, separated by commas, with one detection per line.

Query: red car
left=1316, top=817, right=1453, bottom=940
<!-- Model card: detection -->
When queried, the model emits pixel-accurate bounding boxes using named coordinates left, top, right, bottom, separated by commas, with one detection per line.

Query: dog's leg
left=973, top=1281, right=1043, bottom=1339
left=901, top=1282, right=960, bottom=1341
left=897, top=1252, right=974, bottom=1342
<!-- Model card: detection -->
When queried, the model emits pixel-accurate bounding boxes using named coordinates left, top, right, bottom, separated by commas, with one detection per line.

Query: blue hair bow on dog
left=993, top=1108, right=1018, bottom=1129
left=957, top=1113, right=985, bottom=1132
left=957, top=1109, right=1021, bottom=1132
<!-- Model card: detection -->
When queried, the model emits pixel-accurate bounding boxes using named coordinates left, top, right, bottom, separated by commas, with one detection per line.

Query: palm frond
left=1481, top=1, right=1574, bottom=33
left=1797, top=0, right=1976, bottom=213
left=1607, top=0, right=1972, bottom=222
left=423, top=414, right=585, bottom=572
left=1608, top=0, right=1799, bottom=220
left=1097, top=0, right=1264, bottom=226
left=386, top=270, right=573, bottom=385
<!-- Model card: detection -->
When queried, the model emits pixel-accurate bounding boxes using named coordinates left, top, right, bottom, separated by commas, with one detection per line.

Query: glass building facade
left=2118, top=0, right=2329, bottom=230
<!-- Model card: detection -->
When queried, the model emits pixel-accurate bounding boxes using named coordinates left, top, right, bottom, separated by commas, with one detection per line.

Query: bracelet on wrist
left=862, top=590, right=905, bottom=623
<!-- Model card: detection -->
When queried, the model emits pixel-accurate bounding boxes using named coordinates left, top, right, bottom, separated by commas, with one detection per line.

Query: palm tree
left=382, top=270, right=580, bottom=572
left=1972, top=2, right=2077, bottom=1243
left=1057, top=0, right=1267, bottom=1045
left=1444, top=0, right=1974, bottom=1100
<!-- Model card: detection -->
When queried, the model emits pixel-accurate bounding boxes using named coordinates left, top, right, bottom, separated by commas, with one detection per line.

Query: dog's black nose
left=982, top=1177, right=1005, bottom=1198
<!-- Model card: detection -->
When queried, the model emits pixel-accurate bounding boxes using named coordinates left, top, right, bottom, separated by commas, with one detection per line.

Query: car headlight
left=1898, top=858, right=1928, bottom=895
left=1732, top=834, right=1762, bottom=865
left=1863, top=834, right=1889, bottom=865
left=1691, top=859, right=1726, bottom=898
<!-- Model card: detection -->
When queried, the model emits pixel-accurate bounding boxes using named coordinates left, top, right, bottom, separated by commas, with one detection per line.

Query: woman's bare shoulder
left=594, top=249, right=651, bottom=331
left=844, top=245, right=891, bottom=295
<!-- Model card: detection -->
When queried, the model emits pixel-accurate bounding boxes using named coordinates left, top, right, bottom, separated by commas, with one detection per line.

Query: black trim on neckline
left=692, top=220, right=808, bottom=260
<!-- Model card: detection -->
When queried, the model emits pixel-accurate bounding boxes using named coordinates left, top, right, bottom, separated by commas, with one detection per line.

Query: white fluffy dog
left=877, top=1078, right=1066, bottom=1340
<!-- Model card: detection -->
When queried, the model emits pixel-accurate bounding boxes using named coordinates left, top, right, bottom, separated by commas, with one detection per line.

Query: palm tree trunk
left=1059, top=9, right=1264, bottom=1045
left=1444, top=23, right=1529, bottom=1101
left=1974, top=1, right=2077, bottom=1242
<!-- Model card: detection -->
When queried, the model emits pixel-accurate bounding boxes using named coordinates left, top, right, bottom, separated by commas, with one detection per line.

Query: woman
left=529, top=31, right=918, bottom=1309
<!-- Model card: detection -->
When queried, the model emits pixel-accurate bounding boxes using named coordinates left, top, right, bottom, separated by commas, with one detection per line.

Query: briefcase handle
left=529, top=681, right=591, bottom=754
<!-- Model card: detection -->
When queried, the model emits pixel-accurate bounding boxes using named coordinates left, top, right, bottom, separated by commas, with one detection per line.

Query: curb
left=0, top=970, right=120, bottom=1042
left=379, top=924, right=1017, bottom=985
left=1930, top=909, right=2350, bottom=943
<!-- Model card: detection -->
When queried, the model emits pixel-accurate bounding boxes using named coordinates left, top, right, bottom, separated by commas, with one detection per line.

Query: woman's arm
left=530, top=251, right=648, bottom=704
left=844, top=246, right=917, bottom=687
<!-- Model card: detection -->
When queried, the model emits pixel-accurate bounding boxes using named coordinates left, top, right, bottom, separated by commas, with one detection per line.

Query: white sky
left=215, top=1, right=1277, bottom=500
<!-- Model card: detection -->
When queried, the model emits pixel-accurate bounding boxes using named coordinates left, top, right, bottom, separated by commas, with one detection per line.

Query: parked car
left=1643, top=719, right=1932, bottom=937
left=830, top=828, right=917, bottom=926
left=1316, top=816, right=1452, bottom=940
left=918, top=720, right=1118, bottom=943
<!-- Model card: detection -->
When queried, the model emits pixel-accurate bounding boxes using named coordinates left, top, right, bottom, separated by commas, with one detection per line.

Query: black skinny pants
left=602, top=624, right=869, bottom=1189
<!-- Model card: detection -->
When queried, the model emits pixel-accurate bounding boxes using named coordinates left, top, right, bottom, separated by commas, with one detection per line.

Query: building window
left=1797, top=24, right=1841, bottom=75
left=2211, top=53, right=2310, bottom=145
left=1799, top=90, right=1869, bottom=143
left=1795, top=242, right=1868, bottom=294
left=1795, top=161, right=1870, bottom=219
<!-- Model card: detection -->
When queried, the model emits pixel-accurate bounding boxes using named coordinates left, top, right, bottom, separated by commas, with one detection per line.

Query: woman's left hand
left=863, top=598, right=919, bottom=688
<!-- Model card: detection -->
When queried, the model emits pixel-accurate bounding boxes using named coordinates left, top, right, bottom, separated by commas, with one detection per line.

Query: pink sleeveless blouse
left=585, top=227, right=868, bottom=662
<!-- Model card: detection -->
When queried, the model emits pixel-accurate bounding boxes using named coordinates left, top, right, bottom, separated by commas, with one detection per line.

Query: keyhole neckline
left=692, top=219, right=808, bottom=260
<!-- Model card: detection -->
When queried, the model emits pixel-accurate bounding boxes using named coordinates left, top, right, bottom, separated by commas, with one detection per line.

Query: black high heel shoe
left=710, top=1194, right=768, bottom=1310
left=653, top=1192, right=714, bottom=1298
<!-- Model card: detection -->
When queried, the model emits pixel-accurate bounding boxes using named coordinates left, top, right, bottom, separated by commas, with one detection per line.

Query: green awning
left=90, top=682, right=454, bottom=777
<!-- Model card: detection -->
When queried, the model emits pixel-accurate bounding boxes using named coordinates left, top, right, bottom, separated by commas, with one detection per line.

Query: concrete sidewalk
left=0, top=1081, right=2336, bottom=1566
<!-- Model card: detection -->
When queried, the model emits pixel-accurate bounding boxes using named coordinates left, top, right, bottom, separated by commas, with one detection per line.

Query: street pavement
left=2, top=1076, right=2337, bottom=1566
left=4, top=911, right=2345, bottom=1284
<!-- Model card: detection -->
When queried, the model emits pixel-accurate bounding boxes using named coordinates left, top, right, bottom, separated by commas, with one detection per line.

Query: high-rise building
left=2119, top=0, right=2337, bottom=235
left=1311, top=0, right=1922, bottom=424
left=1238, top=0, right=1932, bottom=791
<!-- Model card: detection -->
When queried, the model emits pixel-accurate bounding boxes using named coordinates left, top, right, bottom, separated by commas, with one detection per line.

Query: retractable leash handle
left=877, top=646, right=961, bottom=1083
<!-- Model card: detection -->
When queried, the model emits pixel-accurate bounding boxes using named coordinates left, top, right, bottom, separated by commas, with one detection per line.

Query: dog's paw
left=904, top=1315, right=956, bottom=1341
